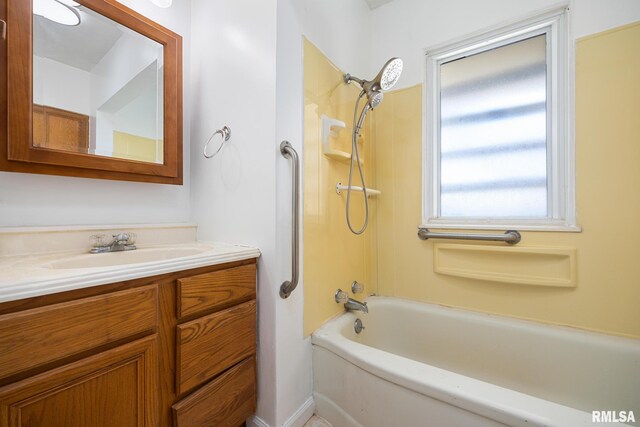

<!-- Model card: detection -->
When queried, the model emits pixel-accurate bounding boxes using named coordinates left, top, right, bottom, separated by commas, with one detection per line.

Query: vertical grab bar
left=280, top=141, right=300, bottom=299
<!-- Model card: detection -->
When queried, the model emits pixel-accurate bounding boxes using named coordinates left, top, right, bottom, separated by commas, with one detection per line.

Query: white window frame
left=423, top=6, right=580, bottom=232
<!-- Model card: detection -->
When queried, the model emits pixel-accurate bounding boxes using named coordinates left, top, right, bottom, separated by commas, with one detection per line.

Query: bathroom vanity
left=0, top=235, right=259, bottom=427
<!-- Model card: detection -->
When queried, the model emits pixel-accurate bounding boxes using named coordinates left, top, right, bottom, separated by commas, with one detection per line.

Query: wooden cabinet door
left=32, top=105, right=89, bottom=154
left=0, top=336, right=158, bottom=427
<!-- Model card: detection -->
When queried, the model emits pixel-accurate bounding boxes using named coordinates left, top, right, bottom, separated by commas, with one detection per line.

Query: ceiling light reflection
left=33, top=0, right=81, bottom=26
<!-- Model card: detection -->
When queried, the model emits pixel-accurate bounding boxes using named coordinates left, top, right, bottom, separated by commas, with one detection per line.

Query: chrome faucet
left=344, top=298, right=369, bottom=314
left=335, top=289, right=368, bottom=314
left=90, top=233, right=137, bottom=254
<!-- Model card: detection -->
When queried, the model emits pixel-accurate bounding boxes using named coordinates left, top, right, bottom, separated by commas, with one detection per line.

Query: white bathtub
left=312, top=297, right=640, bottom=427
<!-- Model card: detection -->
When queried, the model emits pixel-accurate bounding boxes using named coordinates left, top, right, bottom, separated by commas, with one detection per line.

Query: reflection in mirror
left=33, top=1, right=164, bottom=164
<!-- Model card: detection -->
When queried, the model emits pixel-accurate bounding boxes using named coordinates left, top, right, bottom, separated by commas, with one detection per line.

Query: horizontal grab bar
left=417, top=227, right=521, bottom=245
left=336, top=183, right=381, bottom=196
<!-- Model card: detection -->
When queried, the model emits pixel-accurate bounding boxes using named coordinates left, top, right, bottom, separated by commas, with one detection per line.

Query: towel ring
left=203, top=126, right=231, bottom=159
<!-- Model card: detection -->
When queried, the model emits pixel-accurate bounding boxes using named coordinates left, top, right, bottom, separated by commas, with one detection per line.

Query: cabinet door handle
left=1, top=19, right=6, bottom=40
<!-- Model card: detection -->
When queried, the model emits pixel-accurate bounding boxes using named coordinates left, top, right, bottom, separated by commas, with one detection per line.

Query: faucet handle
left=335, top=289, right=349, bottom=304
left=112, top=232, right=135, bottom=244
left=351, top=281, right=364, bottom=294
left=112, top=233, right=127, bottom=242
left=90, top=234, right=108, bottom=248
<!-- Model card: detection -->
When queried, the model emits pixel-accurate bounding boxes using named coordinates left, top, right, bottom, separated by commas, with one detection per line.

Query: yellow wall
left=113, top=131, right=163, bottom=163
left=374, top=22, right=640, bottom=338
left=303, top=39, right=375, bottom=336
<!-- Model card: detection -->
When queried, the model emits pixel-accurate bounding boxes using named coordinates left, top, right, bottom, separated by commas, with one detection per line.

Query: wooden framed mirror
left=0, top=0, right=183, bottom=184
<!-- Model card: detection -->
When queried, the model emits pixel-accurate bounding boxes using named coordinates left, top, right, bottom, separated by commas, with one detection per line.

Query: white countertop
left=0, top=241, right=260, bottom=303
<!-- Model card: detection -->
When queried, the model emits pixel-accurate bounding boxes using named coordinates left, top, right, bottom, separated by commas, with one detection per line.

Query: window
left=424, top=7, right=578, bottom=231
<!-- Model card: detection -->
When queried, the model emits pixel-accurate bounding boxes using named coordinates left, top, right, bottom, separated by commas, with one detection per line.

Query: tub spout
left=344, top=298, right=368, bottom=314
left=335, top=289, right=368, bottom=314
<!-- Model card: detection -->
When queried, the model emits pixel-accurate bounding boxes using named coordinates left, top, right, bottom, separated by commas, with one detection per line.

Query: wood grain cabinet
left=0, top=258, right=258, bottom=427
left=32, top=105, right=90, bottom=154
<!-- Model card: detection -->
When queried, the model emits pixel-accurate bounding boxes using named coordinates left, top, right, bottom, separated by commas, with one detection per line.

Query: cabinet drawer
left=177, top=263, right=256, bottom=319
left=0, top=285, right=157, bottom=379
left=173, top=357, right=256, bottom=427
left=177, top=300, right=256, bottom=394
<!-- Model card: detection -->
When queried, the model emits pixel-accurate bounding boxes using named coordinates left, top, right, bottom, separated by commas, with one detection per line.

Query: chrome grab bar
left=417, top=227, right=521, bottom=245
left=280, top=141, right=300, bottom=299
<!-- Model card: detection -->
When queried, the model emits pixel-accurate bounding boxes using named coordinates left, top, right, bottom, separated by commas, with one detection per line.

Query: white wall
left=33, top=56, right=91, bottom=114
left=190, top=1, right=372, bottom=426
left=0, top=0, right=191, bottom=227
left=274, top=3, right=311, bottom=425
left=572, top=0, right=640, bottom=37
left=95, top=70, right=161, bottom=157
left=113, top=87, right=160, bottom=140
left=91, top=32, right=162, bottom=155
left=272, top=1, right=373, bottom=426
left=188, top=0, right=279, bottom=425
left=90, top=32, right=162, bottom=111
left=371, top=0, right=640, bottom=89
left=287, top=0, right=372, bottom=78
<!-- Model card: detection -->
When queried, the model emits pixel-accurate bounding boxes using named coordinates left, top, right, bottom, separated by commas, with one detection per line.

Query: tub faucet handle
left=335, top=289, right=349, bottom=304
left=351, top=281, right=364, bottom=294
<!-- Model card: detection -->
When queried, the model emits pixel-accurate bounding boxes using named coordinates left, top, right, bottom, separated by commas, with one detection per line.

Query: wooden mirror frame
left=0, top=0, right=183, bottom=184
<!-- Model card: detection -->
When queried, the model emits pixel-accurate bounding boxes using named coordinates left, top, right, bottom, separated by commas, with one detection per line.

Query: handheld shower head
left=344, top=57, right=403, bottom=106
left=343, top=58, right=402, bottom=235
left=355, top=91, right=383, bottom=133
left=368, top=91, right=384, bottom=109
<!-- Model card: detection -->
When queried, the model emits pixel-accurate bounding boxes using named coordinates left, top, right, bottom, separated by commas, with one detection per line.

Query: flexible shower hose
left=346, top=92, right=370, bottom=235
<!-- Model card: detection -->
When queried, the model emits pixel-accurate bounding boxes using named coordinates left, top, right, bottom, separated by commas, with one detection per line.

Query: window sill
left=421, top=221, right=582, bottom=233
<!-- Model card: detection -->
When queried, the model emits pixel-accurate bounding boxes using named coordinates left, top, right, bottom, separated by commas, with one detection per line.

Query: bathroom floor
left=303, top=415, right=333, bottom=427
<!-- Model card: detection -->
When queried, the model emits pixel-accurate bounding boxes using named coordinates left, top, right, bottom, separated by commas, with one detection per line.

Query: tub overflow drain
left=354, top=318, right=365, bottom=334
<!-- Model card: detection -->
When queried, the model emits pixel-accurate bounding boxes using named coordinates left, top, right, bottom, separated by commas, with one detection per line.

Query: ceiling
left=33, top=6, right=125, bottom=71
left=364, top=0, right=394, bottom=10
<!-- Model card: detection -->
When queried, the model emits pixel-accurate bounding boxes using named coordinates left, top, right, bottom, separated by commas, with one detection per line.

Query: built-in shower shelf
left=433, top=243, right=577, bottom=287
left=336, top=182, right=380, bottom=197
left=324, top=148, right=363, bottom=165
left=321, top=114, right=363, bottom=165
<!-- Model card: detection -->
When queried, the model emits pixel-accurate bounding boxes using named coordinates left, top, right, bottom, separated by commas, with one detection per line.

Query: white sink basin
left=44, top=247, right=210, bottom=269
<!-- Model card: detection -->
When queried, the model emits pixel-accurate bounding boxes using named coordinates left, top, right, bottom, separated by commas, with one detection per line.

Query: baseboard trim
left=248, top=396, right=315, bottom=427
left=248, top=416, right=270, bottom=427
left=284, top=396, right=316, bottom=427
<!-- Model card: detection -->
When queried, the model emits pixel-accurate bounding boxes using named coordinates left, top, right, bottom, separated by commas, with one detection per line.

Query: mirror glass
left=32, top=1, right=164, bottom=164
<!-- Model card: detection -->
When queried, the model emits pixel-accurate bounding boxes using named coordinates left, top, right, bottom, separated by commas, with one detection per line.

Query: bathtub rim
left=312, top=296, right=638, bottom=427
